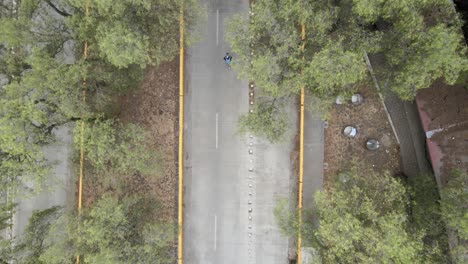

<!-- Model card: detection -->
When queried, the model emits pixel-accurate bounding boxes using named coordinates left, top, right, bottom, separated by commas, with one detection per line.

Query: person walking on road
left=223, top=53, right=232, bottom=66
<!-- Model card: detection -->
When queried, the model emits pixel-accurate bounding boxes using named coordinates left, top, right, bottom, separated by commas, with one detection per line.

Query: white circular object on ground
left=366, top=138, right=380, bottom=150
left=335, top=96, right=344, bottom=105
left=343, top=126, right=357, bottom=138
left=351, top=93, right=363, bottom=105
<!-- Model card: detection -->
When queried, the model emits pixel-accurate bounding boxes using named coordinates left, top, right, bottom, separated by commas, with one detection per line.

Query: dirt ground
left=119, top=59, right=179, bottom=222
left=323, top=83, right=402, bottom=183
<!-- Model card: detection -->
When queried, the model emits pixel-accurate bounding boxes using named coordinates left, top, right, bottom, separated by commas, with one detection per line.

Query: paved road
left=183, top=0, right=291, bottom=263
left=12, top=125, right=74, bottom=238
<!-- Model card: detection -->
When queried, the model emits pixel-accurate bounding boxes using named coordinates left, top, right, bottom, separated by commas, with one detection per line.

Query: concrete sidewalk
left=13, top=125, right=75, bottom=238
left=382, top=92, right=432, bottom=177
left=302, top=95, right=324, bottom=240
left=299, top=95, right=324, bottom=264
left=367, top=54, right=432, bottom=178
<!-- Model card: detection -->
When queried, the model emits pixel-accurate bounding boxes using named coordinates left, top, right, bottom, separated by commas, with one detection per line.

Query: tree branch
left=44, top=0, right=71, bottom=17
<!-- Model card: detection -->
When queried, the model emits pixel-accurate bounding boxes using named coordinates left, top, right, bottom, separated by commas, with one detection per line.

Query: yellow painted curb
left=178, top=0, right=185, bottom=263
left=297, top=23, right=305, bottom=264
left=75, top=1, right=89, bottom=263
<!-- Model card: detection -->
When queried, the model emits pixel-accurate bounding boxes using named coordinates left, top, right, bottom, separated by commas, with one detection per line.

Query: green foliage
left=226, top=0, right=368, bottom=100
left=0, top=49, right=86, bottom=196
left=304, top=41, right=367, bottom=97
left=238, top=99, right=289, bottom=143
left=449, top=243, right=468, bottom=264
left=352, top=0, right=468, bottom=99
left=0, top=0, right=201, bottom=206
left=312, top=169, right=427, bottom=263
left=14, top=206, right=62, bottom=264
left=455, top=69, right=468, bottom=87
left=283, top=170, right=454, bottom=263
left=79, top=196, right=133, bottom=262
left=86, top=61, right=145, bottom=93
left=0, top=49, right=83, bottom=134
left=95, top=21, right=150, bottom=68
left=0, top=110, right=50, bottom=196
left=227, top=0, right=467, bottom=104
left=274, top=198, right=299, bottom=238
left=0, top=17, right=32, bottom=47
left=81, top=195, right=174, bottom=264
left=66, top=0, right=199, bottom=68
left=19, top=50, right=86, bottom=118
left=226, top=0, right=302, bottom=97
left=0, top=48, right=149, bottom=195
left=0, top=45, right=148, bottom=196
left=36, top=210, right=77, bottom=264
left=76, top=119, right=159, bottom=175
left=274, top=198, right=318, bottom=250
left=7, top=194, right=173, bottom=264
left=408, top=174, right=449, bottom=263
left=0, top=0, right=71, bottom=56
left=0, top=239, right=13, bottom=264
left=384, top=24, right=468, bottom=100
left=75, top=195, right=173, bottom=264
left=440, top=170, right=468, bottom=240
left=225, top=0, right=467, bottom=141
left=37, top=195, right=174, bottom=264
left=0, top=47, right=30, bottom=78
left=224, top=14, right=251, bottom=79
left=0, top=202, right=15, bottom=231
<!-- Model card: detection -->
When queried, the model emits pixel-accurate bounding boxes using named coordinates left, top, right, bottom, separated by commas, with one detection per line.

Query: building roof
left=415, top=80, right=468, bottom=186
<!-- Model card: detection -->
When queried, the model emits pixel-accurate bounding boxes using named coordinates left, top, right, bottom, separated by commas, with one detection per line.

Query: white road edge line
left=214, top=214, right=218, bottom=251
left=216, top=9, right=219, bottom=46
left=215, top=113, right=219, bottom=149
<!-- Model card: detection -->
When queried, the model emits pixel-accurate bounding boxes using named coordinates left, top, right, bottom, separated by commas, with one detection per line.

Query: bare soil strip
left=324, top=83, right=402, bottom=183
left=119, top=60, right=179, bottom=223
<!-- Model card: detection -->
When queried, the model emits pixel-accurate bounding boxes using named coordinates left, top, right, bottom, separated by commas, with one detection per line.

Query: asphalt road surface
left=12, top=126, right=74, bottom=238
left=183, top=0, right=292, bottom=263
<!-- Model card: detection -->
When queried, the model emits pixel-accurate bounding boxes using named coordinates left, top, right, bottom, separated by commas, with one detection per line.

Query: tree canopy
left=0, top=0, right=201, bottom=195
left=4, top=195, right=174, bottom=264
left=238, top=98, right=289, bottom=142
left=407, top=174, right=449, bottom=263
left=440, top=170, right=468, bottom=247
left=76, top=118, right=159, bottom=175
left=274, top=168, right=450, bottom=263
left=0, top=1, right=199, bottom=263
left=64, top=0, right=203, bottom=68
left=226, top=0, right=467, bottom=140
left=353, top=0, right=468, bottom=99
left=312, top=170, right=428, bottom=263
left=227, top=0, right=467, bottom=100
